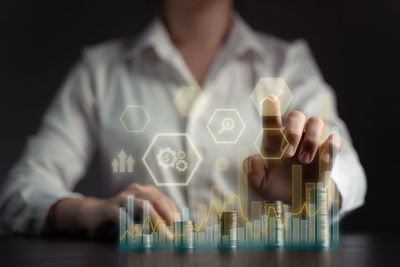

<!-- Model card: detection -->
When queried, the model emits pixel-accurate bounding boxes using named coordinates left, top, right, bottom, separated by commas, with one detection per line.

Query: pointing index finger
left=261, top=94, right=284, bottom=157
left=262, top=94, right=282, bottom=129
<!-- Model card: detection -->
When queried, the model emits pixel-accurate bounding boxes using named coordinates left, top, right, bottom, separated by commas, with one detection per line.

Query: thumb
left=243, top=155, right=267, bottom=193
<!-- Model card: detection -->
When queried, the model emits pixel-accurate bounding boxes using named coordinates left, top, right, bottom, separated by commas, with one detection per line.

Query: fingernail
left=267, top=94, right=277, bottom=102
left=286, top=145, right=294, bottom=156
left=300, top=151, right=311, bottom=163
left=248, top=157, right=254, bottom=172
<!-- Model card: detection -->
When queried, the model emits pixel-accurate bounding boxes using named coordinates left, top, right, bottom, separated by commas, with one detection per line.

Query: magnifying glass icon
left=218, top=117, right=235, bottom=134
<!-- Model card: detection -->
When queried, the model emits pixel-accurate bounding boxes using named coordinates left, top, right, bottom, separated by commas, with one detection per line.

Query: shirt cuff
left=24, top=187, right=83, bottom=234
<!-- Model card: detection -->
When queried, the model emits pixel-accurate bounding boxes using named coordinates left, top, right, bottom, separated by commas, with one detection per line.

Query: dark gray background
left=1, top=0, right=399, bottom=232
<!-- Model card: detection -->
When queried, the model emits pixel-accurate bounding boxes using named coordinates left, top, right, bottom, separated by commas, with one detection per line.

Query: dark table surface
left=0, top=232, right=399, bottom=267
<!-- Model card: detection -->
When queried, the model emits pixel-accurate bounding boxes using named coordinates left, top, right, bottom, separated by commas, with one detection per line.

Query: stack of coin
left=173, top=221, right=195, bottom=249
left=131, top=234, right=141, bottom=249
left=317, top=186, right=330, bottom=248
left=142, top=234, right=153, bottom=249
left=274, top=201, right=284, bottom=247
left=264, top=201, right=275, bottom=246
left=219, top=211, right=238, bottom=249
left=131, top=224, right=142, bottom=249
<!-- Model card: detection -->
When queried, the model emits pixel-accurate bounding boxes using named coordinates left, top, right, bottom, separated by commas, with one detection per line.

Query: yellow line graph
left=120, top=188, right=339, bottom=241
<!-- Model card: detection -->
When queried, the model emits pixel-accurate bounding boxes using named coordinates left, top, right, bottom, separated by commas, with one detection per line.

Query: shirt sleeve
left=281, top=40, right=367, bottom=217
left=0, top=57, right=98, bottom=234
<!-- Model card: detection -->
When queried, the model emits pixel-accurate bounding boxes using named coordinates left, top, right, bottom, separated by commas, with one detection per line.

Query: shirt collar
left=124, top=13, right=265, bottom=61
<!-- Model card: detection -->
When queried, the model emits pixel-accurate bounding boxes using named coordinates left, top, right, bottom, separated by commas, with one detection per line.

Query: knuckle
left=289, top=110, right=306, bottom=120
left=147, top=185, right=158, bottom=193
left=303, top=138, right=319, bottom=151
left=286, top=130, right=301, bottom=143
left=129, top=183, right=141, bottom=191
left=144, top=184, right=154, bottom=190
left=118, top=191, right=128, bottom=199
left=263, top=116, right=280, bottom=126
left=308, top=116, right=324, bottom=127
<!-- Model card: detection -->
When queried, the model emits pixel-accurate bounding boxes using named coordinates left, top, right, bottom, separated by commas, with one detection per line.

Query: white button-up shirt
left=0, top=15, right=366, bottom=233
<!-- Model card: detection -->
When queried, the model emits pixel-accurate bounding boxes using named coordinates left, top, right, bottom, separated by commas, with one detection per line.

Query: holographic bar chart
left=118, top=180, right=340, bottom=250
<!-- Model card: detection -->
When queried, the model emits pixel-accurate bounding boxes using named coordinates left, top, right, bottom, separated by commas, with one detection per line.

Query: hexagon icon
left=254, top=128, right=289, bottom=159
left=249, top=78, right=294, bottom=116
left=142, top=133, right=202, bottom=186
left=173, top=85, right=202, bottom=117
left=207, top=108, right=246, bottom=144
left=120, top=105, right=150, bottom=133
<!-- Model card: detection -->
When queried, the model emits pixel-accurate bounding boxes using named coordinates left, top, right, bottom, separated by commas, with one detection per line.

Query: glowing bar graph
left=292, top=165, right=302, bottom=218
left=118, top=183, right=340, bottom=250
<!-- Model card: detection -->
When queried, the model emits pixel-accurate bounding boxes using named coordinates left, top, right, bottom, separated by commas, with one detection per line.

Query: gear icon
left=177, top=151, right=186, bottom=159
left=156, top=147, right=177, bottom=169
left=175, top=159, right=188, bottom=172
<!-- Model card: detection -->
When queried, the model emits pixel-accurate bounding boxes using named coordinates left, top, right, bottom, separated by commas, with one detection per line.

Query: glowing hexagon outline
left=254, top=128, right=289, bottom=159
left=142, top=133, right=203, bottom=186
left=249, top=77, right=294, bottom=116
left=207, top=108, right=246, bottom=144
left=120, top=105, right=150, bottom=133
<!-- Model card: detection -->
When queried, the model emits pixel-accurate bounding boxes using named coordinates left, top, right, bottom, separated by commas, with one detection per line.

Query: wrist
left=47, top=197, right=97, bottom=234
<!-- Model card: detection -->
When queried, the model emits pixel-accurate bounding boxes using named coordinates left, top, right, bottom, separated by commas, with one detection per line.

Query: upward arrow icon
left=118, top=150, right=127, bottom=172
left=126, top=156, right=134, bottom=173
left=111, top=159, right=119, bottom=173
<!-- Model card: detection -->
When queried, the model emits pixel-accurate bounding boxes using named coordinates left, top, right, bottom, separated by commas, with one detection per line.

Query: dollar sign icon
left=157, top=147, right=177, bottom=169
left=163, top=152, right=172, bottom=163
